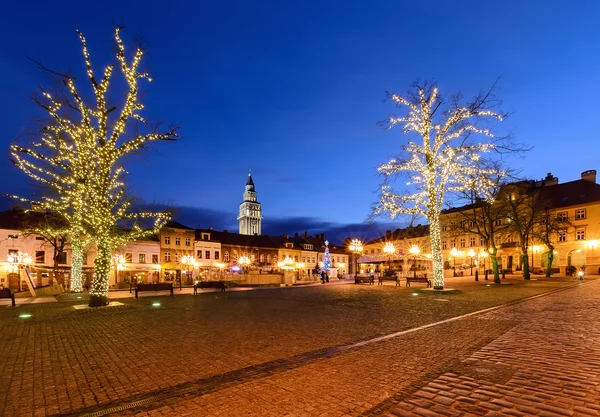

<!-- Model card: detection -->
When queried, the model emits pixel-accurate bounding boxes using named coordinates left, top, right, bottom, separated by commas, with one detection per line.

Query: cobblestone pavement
left=0, top=276, right=595, bottom=416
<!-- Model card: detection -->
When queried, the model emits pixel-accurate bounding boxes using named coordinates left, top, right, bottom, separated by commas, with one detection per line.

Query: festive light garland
left=11, top=28, right=178, bottom=306
left=375, top=85, right=503, bottom=289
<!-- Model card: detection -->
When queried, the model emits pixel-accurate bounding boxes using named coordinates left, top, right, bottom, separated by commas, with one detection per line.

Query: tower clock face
left=252, top=219, right=257, bottom=225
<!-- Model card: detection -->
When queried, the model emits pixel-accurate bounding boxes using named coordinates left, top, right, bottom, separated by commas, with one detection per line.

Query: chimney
left=224, top=230, right=228, bottom=233
left=209, top=226, right=213, bottom=230
left=582, top=170, right=597, bottom=183
left=322, top=233, right=326, bottom=241
left=543, top=172, right=559, bottom=186
left=284, top=234, right=289, bottom=239
left=385, top=230, right=391, bottom=237
left=294, top=232, right=298, bottom=238
left=304, top=231, right=308, bottom=238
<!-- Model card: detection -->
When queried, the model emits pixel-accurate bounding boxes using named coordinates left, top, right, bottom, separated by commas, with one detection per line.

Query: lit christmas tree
left=11, top=28, right=178, bottom=306
left=375, top=81, right=505, bottom=290
left=322, top=240, right=332, bottom=271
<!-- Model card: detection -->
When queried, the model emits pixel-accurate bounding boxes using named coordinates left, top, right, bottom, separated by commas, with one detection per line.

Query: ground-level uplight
left=19, top=313, right=32, bottom=318
left=152, top=302, right=161, bottom=307
left=412, top=292, right=419, bottom=296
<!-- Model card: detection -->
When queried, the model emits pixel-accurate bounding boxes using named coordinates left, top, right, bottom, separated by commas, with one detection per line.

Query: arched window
left=267, top=254, right=271, bottom=263
left=260, top=254, right=264, bottom=263
left=234, top=252, right=238, bottom=261
left=224, top=251, right=229, bottom=261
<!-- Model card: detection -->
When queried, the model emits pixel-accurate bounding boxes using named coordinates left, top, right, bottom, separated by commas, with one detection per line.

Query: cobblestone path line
left=95, top=282, right=596, bottom=417
left=0, top=278, right=595, bottom=416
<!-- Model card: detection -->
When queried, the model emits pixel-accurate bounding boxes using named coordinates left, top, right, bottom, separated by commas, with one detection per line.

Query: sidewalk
left=380, top=279, right=600, bottom=417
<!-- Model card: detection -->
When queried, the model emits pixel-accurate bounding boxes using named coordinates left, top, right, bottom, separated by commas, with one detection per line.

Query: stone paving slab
left=0, top=276, right=594, bottom=416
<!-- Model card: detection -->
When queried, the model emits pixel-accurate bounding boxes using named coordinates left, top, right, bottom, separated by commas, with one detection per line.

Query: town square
left=1, top=1, right=600, bottom=416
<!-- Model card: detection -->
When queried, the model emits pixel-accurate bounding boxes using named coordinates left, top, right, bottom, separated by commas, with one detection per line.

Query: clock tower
left=238, top=173, right=263, bottom=235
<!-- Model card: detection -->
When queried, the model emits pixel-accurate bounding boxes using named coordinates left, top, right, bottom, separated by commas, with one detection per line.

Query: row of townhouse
left=359, top=170, right=600, bottom=276
left=0, top=213, right=349, bottom=291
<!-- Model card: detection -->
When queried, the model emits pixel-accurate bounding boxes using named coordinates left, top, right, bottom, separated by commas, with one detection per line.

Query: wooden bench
left=194, top=281, right=226, bottom=294
left=0, top=288, right=16, bottom=307
left=355, top=275, right=374, bottom=285
left=378, top=276, right=400, bottom=286
left=135, top=283, right=174, bottom=298
left=406, top=275, right=432, bottom=288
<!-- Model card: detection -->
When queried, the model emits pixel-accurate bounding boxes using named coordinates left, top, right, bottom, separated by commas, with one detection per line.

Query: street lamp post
left=409, top=245, right=420, bottom=279
left=7, top=252, right=33, bottom=292
left=238, top=255, right=251, bottom=274
left=468, top=249, right=475, bottom=278
left=480, top=250, right=488, bottom=281
left=349, top=239, right=363, bottom=283
left=450, top=247, right=459, bottom=277
left=532, top=245, right=541, bottom=272
left=180, top=254, right=196, bottom=287
left=383, top=242, right=395, bottom=273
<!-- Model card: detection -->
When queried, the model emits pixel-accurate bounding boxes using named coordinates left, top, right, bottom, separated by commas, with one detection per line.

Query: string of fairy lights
left=11, top=28, right=178, bottom=306
left=376, top=85, right=504, bottom=290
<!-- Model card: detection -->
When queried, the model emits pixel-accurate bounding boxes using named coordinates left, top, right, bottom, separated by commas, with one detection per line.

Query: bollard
left=484, top=270, right=489, bottom=280
left=475, top=270, right=479, bottom=282
left=502, top=269, right=506, bottom=280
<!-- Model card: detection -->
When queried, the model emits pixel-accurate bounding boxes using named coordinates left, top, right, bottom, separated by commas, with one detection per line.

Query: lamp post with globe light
left=468, top=248, right=475, bottom=277
left=450, top=247, right=459, bottom=277
left=180, top=255, right=196, bottom=286
left=383, top=242, right=395, bottom=273
left=409, top=245, right=420, bottom=279
left=238, top=255, right=251, bottom=274
left=349, top=239, right=363, bottom=282
left=7, top=252, right=33, bottom=292
left=480, top=250, right=488, bottom=280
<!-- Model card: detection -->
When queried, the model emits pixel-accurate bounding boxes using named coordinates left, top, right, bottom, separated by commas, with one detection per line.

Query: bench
left=355, top=275, right=374, bottom=285
left=135, top=283, right=174, bottom=298
left=194, top=281, right=226, bottom=294
left=0, top=288, right=16, bottom=307
left=406, top=275, right=432, bottom=288
left=378, top=276, right=400, bottom=286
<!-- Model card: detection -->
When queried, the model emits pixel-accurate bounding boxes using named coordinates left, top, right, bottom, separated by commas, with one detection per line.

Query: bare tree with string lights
left=374, top=80, right=508, bottom=290
left=10, top=27, right=179, bottom=306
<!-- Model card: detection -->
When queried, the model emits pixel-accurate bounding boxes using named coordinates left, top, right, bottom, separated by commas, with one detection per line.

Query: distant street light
left=238, top=255, right=251, bottom=273
left=349, top=239, right=364, bottom=282
left=450, top=247, right=459, bottom=277
left=383, top=242, right=396, bottom=272
left=181, top=254, right=196, bottom=285
left=409, top=245, right=420, bottom=279
left=468, top=249, right=475, bottom=277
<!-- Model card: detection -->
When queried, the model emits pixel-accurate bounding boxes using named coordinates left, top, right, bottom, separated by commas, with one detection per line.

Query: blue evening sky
left=1, top=1, right=599, bottom=242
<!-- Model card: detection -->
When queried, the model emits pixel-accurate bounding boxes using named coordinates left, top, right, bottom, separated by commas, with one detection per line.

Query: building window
left=267, top=254, right=271, bottom=263
left=250, top=254, right=255, bottom=261
left=205, top=251, right=210, bottom=260
left=202, top=233, right=209, bottom=240
left=152, top=254, right=158, bottom=264
left=82, top=253, right=88, bottom=265
left=224, top=251, right=229, bottom=261
left=57, top=252, right=67, bottom=264
left=197, top=250, right=202, bottom=259
left=125, top=253, right=132, bottom=263
left=575, top=209, right=586, bottom=220
left=558, top=232, right=567, bottom=242
left=557, top=212, right=568, bottom=221
left=164, top=252, right=171, bottom=262
left=139, top=254, right=146, bottom=263
left=260, top=254, right=264, bottom=263
left=319, top=255, right=323, bottom=261
left=215, top=251, right=219, bottom=260
left=35, top=251, right=45, bottom=264
left=576, top=229, right=585, bottom=240
left=442, top=240, right=447, bottom=250
left=185, top=238, right=191, bottom=246
left=470, top=237, right=476, bottom=247
left=451, top=239, right=456, bottom=248
left=460, top=238, right=466, bottom=248
left=480, top=238, right=485, bottom=246
left=165, top=236, right=170, bottom=245
left=175, top=253, right=181, bottom=262
left=175, top=237, right=181, bottom=246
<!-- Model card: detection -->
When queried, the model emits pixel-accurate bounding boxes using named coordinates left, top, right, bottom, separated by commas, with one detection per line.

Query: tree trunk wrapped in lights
left=374, top=81, right=505, bottom=290
left=11, top=27, right=178, bottom=306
